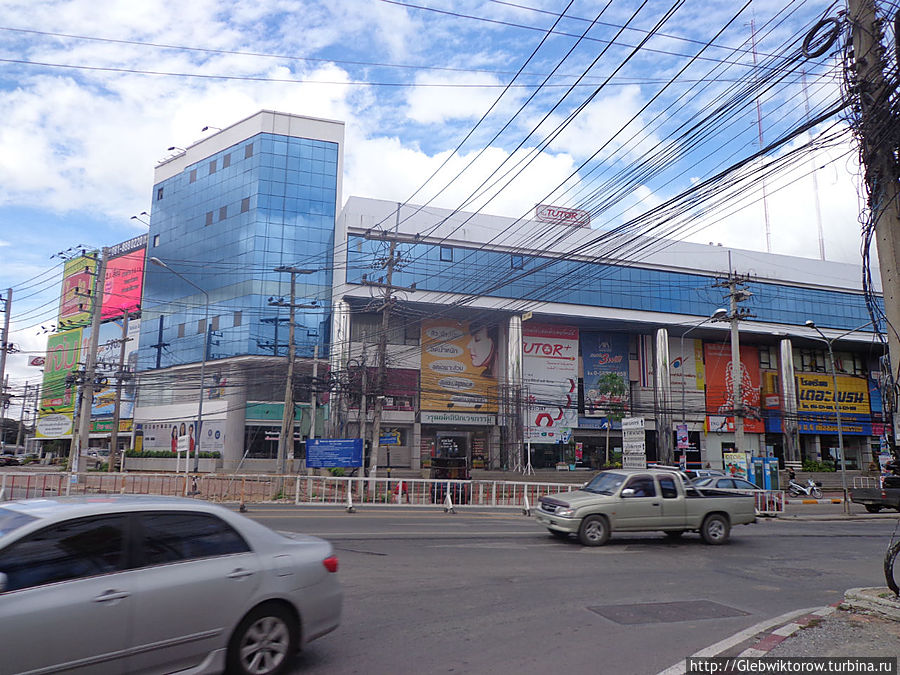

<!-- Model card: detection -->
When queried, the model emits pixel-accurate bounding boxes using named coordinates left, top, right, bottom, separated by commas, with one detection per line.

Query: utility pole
left=69, top=248, right=108, bottom=472
left=0, top=288, right=11, bottom=413
left=714, top=264, right=754, bottom=453
left=15, top=382, right=29, bottom=449
left=358, top=346, right=369, bottom=460
left=310, top=344, right=319, bottom=444
left=108, top=311, right=131, bottom=472
left=270, top=267, right=317, bottom=480
left=848, top=0, right=900, bottom=449
left=359, top=237, right=416, bottom=481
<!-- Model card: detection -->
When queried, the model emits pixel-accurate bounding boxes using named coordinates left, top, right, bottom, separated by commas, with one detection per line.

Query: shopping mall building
left=112, top=110, right=887, bottom=473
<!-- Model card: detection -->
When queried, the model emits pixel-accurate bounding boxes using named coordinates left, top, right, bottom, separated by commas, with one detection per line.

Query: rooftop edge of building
left=154, top=110, right=345, bottom=182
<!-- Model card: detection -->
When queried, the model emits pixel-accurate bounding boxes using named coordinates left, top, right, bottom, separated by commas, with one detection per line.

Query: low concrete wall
left=121, top=457, right=221, bottom=473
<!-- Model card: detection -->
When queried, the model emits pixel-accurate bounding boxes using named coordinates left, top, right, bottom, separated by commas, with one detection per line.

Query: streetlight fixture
left=201, top=126, right=222, bottom=132
left=680, top=308, right=729, bottom=431
left=150, top=256, right=209, bottom=474
left=167, top=146, right=186, bottom=153
left=804, top=318, right=877, bottom=515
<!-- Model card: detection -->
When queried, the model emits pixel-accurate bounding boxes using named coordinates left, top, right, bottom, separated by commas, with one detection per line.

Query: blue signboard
left=306, top=439, right=364, bottom=468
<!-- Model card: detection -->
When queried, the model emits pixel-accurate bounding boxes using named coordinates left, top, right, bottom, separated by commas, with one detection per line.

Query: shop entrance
left=435, top=432, right=470, bottom=460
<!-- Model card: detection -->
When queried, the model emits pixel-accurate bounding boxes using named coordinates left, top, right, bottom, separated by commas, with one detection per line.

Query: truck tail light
left=322, top=555, right=339, bottom=573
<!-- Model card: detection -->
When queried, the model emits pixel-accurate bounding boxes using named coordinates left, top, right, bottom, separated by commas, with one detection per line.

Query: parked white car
left=0, top=495, right=342, bottom=675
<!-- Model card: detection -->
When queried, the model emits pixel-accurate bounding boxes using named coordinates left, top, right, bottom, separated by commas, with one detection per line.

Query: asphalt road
left=234, top=505, right=900, bottom=675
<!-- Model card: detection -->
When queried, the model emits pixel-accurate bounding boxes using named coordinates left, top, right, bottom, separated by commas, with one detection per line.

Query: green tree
left=596, top=373, right=627, bottom=466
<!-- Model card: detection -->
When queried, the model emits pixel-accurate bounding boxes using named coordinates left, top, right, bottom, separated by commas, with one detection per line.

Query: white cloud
left=405, top=72, right=516, bottom=125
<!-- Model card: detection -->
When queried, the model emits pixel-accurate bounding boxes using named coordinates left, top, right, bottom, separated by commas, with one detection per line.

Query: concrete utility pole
left=15, top=382, right=29, bottom=450
left=69, top=248, right=108, bottom=472
left=359, top=236, right=416, bottom=481
left=714, top=266, right=754, bottom=453
left=271, top=267, right=317, bottom=480
left=310, top=344, right=319, bottom=444
left=0, top=288, right=11, bottom=412
left=848, top=0, right=900, bottom=449
left=108, top=311, right=131, bottom=472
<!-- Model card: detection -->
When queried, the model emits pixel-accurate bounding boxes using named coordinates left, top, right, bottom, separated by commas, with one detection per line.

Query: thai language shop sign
left=795, top=373, right=872, bottom=435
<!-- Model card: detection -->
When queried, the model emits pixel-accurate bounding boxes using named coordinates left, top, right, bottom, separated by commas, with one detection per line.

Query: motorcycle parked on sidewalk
left=788, top=477, right=823, bottom=499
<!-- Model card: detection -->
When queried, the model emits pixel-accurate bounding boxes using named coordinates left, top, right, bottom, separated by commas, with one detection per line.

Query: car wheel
left=865, top=504, right=882, bottom=513
left=578, top=515, right=610, bottom=546
left=663, top=530, right=684, bottom=540
left=700, top=514, right=730, bottom=545
left=548, top=529, right=569, bottom=539
left=227, top=603, right=298, bottom=675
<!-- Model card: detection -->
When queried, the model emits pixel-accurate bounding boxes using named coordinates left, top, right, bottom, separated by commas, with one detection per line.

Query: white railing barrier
left=0, top=472, right=785, bottom=514
left=852, top=476, right=878, bottom=489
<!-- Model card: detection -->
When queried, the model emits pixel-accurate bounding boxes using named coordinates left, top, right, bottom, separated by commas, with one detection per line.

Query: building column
left=223, top=369, right=247, bottom=471
left=779, top=338, right=801, bottom=468
left=654, top=328, right=673, bottom=465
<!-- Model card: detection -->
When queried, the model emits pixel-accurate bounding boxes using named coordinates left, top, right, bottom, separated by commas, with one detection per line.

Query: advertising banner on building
left=58, top=253, right=97, bottom=327
left=704, top=343, right=764, bottom=434
left=135, top=420, right=225, bottom=454
left=581, top=332, right=630, bottom=417
left=420, top=320, right=498, bottom=413
left=84, top=318, right=141, bottom=419
left=668, top=337, right=705, bottom=391
left=795, top=373, right=873, bottom=435
left=523, top=323, right=578, bottom=442
left=101, top=246, right=145, bottom=319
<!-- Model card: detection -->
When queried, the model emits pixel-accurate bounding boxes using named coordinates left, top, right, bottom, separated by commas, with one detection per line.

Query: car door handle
left=652, top=502, right=660, bottom=506
left=228, top=568, right=254, bottom=579
left=94, top=590, right=130, bottom=603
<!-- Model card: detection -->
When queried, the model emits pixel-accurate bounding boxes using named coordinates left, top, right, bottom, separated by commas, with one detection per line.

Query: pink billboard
left=101, top=248, right=145, bottom=319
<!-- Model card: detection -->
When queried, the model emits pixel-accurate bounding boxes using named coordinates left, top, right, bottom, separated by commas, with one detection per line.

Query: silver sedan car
left=0, top=495, right=342, bottom=675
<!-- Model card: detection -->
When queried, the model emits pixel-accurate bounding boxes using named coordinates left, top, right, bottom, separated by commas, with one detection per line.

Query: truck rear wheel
left=700, top=514, right=730, bottom=545
left=865, top=504, right=882, bottom=513
left=578, top=515, right=610, bottom=546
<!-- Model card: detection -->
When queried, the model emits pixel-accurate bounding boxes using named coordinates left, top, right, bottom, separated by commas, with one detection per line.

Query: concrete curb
left=736, top=605, right=838, bottom=657
left=787, top=498, right=844, bottom=505
left=655, top=607, right=821, bottom=675
left=842, top=587, right=900, bottom=621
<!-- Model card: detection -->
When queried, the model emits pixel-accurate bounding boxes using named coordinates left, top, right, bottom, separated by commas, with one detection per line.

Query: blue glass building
left=135, top=112, right=343, bottom=467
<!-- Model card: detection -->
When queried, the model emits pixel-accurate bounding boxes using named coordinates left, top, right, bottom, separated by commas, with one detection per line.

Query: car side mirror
left=0, top=572, right=7, bottom=593
left=621, top=488, right=635, bottom=497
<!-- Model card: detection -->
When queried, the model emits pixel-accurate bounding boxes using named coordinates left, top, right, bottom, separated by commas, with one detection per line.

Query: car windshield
left=694, top=478, right=713, bottom=487
left=0, top=507, right=37, bottom=537
left=582, top=472, right=627, bottom=495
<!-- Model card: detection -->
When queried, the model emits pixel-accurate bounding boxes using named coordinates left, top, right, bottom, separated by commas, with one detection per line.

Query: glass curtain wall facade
left=138, top=130, right=339, bottom=371
left=346, top=235, right=880, bottom=333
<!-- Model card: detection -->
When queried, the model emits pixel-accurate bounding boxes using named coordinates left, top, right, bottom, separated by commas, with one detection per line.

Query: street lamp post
left=150, top=257, right=209, bottom=474
left=680, top=309, right=728, bottom=432
left=805, top=319, right=877, bottom=515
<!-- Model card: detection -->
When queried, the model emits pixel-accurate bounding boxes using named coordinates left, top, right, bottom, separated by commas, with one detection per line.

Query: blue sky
left=0, top=0, right=860, bottom=388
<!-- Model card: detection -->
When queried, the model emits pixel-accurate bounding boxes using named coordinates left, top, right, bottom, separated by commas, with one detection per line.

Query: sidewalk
left=658, top=590, right=900, bottom=674
left=740, top=589, right=900, bottom=659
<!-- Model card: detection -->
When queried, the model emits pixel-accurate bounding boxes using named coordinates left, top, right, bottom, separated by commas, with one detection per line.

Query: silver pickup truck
left=535, top=468, right=756, bottom=545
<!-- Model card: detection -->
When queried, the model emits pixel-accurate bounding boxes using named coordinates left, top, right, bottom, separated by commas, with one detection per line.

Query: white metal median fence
left=0, top=472, right=576, bottom=510
left=0, top=472, right=787, bottom=514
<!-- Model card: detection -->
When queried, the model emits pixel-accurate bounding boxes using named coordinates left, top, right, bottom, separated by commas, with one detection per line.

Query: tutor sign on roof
left=534, top=204, right=590, bottom=227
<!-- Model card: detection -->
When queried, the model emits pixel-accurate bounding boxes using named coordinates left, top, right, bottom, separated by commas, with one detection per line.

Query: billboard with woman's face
left=420, top=319, right=498, bottom=413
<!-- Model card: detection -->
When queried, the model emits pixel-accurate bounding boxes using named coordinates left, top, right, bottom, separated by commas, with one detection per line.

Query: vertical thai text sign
left=621, top=417, right=646, bottom=469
